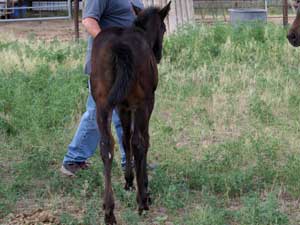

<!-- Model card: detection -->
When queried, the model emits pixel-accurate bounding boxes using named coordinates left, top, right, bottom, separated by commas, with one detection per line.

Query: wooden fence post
left=74, top=0, right=79, bottom=40
left=142, top=0, right=194, bottom=33
left=283, top=0, right=288, bottom=26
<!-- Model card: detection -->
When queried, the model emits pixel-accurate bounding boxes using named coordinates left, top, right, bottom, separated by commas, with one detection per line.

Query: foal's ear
left=159, top=1, right=171, bottom=20
left=132, top=3, right=142, bottom=16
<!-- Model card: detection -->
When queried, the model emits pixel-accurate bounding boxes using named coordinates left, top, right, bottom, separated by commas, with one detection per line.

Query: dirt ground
left=0, top=19, right=87, bottom=41
left=0, top=16, right=296, bottom=42
left=4, top=209, right=60, bottom=225
left=194, top=15, right=297, bottom=24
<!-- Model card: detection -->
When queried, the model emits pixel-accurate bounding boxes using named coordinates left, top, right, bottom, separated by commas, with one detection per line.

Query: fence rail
left=0, top=0, right=72, bottom=22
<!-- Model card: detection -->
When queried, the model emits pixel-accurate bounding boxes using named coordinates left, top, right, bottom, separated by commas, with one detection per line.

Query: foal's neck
left=133, top=25, right=157, bottom=49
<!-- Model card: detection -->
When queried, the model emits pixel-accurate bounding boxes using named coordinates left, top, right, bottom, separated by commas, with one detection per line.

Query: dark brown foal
left=90, top=2, right=171, bottom=224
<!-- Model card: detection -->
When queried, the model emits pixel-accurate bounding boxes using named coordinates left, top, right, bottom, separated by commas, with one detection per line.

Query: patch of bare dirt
left=278, top=189, right=300, bottom=225
left=3, top=209, right=60, bottom=225
left=0, top=196, right=86, bottom=225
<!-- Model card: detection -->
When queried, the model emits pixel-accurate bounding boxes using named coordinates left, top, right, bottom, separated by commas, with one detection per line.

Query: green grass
left=1, top=23, right=300, bottom=224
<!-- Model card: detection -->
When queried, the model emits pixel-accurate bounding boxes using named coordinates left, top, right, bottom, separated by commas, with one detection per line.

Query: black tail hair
left=108, top=43, right=134, bottom=107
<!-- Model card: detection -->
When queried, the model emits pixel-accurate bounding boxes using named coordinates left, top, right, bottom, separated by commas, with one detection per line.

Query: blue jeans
left=63, top=87, right=125, bottom=166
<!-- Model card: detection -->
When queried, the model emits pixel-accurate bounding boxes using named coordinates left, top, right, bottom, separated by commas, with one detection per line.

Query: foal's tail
left=108, top=43, right=134, bottom=107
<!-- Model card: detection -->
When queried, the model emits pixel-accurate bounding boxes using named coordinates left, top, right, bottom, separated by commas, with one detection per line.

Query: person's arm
left=82, top=0, right=107, bottom=38
left=82, top=17, right=101, bottom=38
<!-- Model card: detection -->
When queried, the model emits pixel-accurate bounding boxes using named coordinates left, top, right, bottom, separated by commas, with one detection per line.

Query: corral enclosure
left=1, top=0, right=298, bottom=32
left=0, top=0, right=195, bottom=33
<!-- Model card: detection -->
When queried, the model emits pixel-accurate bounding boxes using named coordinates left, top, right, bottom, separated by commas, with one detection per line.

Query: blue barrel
left=228, top=8, right=267, bottom=25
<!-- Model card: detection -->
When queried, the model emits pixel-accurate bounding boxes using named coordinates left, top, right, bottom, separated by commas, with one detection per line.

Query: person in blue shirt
left=61, top=0, right=144, bottom=176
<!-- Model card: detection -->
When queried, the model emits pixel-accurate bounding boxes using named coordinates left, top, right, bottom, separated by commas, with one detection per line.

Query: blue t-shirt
left=83, top=0, right=144, bottom=75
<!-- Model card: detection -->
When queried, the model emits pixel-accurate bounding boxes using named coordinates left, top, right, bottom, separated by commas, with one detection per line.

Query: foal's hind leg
left=142, top=98, right=154, bottom=206
left=118, top=108, right=134, bottom=190
left=96, top=105, right=116, bottom=225
left=132, top=106, right=152, bottom=214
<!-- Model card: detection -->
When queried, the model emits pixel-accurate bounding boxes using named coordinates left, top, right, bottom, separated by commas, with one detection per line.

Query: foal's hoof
left=124, top=183, right=135, bottom=191
left=147, top=193, right=152, bottom=205
left=138, top=204, right=149, bottom=215
left=105, top=213, right=117, bottom=225
left=138, top=200, right=150, bottom=215
left=147, top=196, right=152, bottom=205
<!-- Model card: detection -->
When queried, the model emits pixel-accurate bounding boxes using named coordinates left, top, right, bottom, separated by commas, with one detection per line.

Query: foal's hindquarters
left=90, top=32, right=158, bottom=224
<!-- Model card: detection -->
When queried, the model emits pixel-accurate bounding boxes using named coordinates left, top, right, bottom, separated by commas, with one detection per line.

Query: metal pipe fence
left=0, top=0, right=72, bottom=22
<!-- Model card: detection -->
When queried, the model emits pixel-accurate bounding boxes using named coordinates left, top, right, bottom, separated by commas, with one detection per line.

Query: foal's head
left=287, top=7, right=300, bottom=47
left=133, top=2, right=171, bottom=63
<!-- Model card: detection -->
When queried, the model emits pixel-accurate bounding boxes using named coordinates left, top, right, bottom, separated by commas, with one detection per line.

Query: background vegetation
left=1, top=23, right=300, bottom=224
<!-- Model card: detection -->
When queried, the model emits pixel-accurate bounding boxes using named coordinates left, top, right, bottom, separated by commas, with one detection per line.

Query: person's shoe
left=60, top=162, right=90, bottom=177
